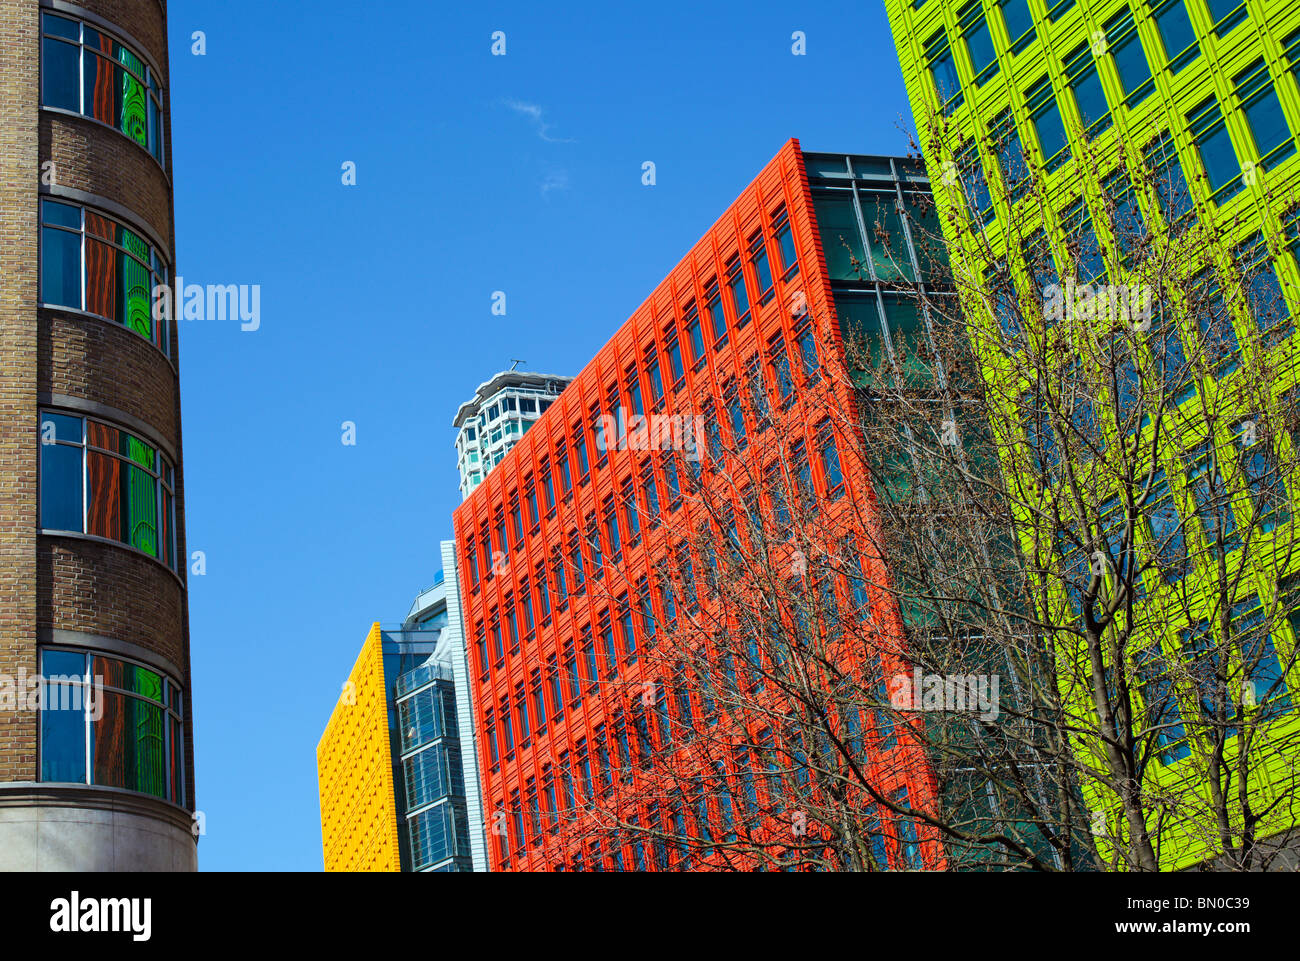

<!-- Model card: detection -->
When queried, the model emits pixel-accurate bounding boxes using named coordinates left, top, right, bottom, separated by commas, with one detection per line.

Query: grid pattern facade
left=886, top=0, right=1300, bottom=867
left=452, top=140, right=942, bottom=871
left=317, top=623, right=402, bottom=872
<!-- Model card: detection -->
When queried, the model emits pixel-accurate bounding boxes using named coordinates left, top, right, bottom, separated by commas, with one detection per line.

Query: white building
left=453, top=370, right=573, bottom=500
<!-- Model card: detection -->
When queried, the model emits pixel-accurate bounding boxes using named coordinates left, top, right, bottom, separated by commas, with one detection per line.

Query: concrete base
left=0, top=784, right=197, bottom=871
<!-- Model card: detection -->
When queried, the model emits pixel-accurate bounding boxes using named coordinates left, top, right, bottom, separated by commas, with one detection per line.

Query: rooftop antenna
left=509, top=359, right=526, bottom=371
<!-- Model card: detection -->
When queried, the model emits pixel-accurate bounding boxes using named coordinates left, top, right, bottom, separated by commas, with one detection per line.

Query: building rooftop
left=452, top=370, right=574, bottom=429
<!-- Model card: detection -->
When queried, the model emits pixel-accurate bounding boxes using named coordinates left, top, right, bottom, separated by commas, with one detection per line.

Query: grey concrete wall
left=0, top=785, right=197, bottom=871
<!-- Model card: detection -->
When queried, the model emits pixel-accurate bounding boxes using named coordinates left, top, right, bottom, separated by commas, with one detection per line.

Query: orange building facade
left=452, top=140, right=943, bottom=870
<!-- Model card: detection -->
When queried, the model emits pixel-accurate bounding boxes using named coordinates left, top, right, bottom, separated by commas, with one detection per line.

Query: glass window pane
left=42, top=37, right=80, bottom=111
left=860, top=195, right=913, bottom=281
left=40, top=440, right=83, bottom=533
left=41, top=686, right=86, bottom=783
left=1155, top=1, right=1197, bottom=67
left=91, top=691, right=166, bottom=798
left=42, top=13, right=80, bottom=40
left=42, top=649, right=86, bottom=679
left=883, top=296, right=930, bottom=385
left=813, top=195, right=866, bottom=281
left=41, top=226, right=81, bottom=308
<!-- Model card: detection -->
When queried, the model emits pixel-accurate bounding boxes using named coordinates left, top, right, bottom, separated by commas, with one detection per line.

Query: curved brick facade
left=0, top=0, right=195, bottom=870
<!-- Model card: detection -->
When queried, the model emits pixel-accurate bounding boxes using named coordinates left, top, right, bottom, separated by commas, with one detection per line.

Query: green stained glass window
left=40, top=201, right=169, bottom=356
left=39, top=409, right=176, bottom=569
left=41, top=650, right=184, bottom=804
left=44, top=13, right=165, bottom=164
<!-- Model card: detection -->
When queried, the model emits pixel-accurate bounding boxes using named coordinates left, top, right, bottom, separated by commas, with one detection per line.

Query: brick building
left=0, top=0, right=195, bottom=869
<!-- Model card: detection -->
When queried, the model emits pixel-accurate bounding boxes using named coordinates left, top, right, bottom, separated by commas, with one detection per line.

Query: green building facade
left=885, top=0, right=1300, bottom=868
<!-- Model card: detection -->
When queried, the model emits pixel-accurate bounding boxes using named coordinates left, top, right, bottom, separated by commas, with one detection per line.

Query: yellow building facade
left=317, top=623, right=402, bottom=872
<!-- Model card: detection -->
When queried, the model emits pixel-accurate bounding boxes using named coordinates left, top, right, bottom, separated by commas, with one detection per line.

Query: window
left=40, top=199, right=171, bottom=355
left=1153, top=0, right=1199, bottom=74
left=726, top=257, right=751, bottom=333
left=1064, top=42, right=1111, bottom=137
left=1046, top=0, right=1075, bottom=20
left=1024, top=394, right=1060, bottom=477
left=1133, top=644, right=1191, bottom=763
left=724, top=382, right=747, bottom=452
left=1235, top=233, right=1293, bottom=340
left=1188, top=95, right=1242, bottom=202
left=663, top=453, right=682, bottom=509
left=959, top=1, right=998, bottom=87
left=984, top=266, right=1022, bottom=340
left=41, top=13, right=166, bottom=164
left=529, top=678, right=546, bottom=737
left=1063, top=198, right=1105, bottom=283
left=1099, top=495, right=1144, bottom=601
left=520, top=583, right=535, bottom=635
left=573, top=424, right=590, bottom=478
left=1205, top=0, right=1248, bottom=37
left=490, top=620, right=504, bottom=664
left=684, top=305, right=707, bottom=372
left=1231, top=600, right=1293, bottom=720
left=744, top=356, right=771, bottom=430
left=860, top=193, right=913, bottom=282
left=894, top=789, right=923, bottom=869
left=989, top=107, right=1029, bottom=204
left=1026, top=76, right=1069, bottom=173
left=1012, top=241, right=1053, bottom=318
left=999, top=0, right=1035, bottom=54
left=813, top=193, right=868, bottom=280
left=618, top=600, right=637, bottom=662
left=620, top=478, right=641, bottom=543
left=795, top=324, right=820, bottom=382
left=707, top=283, right=728, bottom=351
left=1191, top=269, right=1240, bottom=377
left=1187, top=440, right=1240, bottom=553
left=1285, top=29, right=1300, bottom=83
left=556, top=444, right=572, bottom=495
left=551, top=550, right=569, bottom=607
left=1234, top=59, right=1296, bottom=171
left=525, top=485, right=539, bottom=528
left=771, top=205, right=798, bottom=279
left=749, top=232, right=774, bottom=305
left=925, top=28, right=963, bottom=113
left=637, top=581, right=657, bottom=648
left=665, top=333, right=685, bottom=387
left=1235, top=417, right=1290, bottom=532
left=625, top=368, right=644, bottom=418
left=39, top=410, right=178, bottom=569
left=641, top=464, right=661, bottom=528
left=1152, top=316, right=1194, bottom=406
left=646, top=350, right=665, bottom=406
left=584, top=515, right=603, bottom=576
left=602, top=497, right=623, bottom=563
left=570, top=531, right=586, bottom=592
left=1102, top=169, right=1147, bottom=265
left=818, top=423, right=844, bottom=498
left=541, top=463, right=556, bottom=512
left=40, top=648, right=185, bottom=804
left=956, top=141, right=994, bottom=228
left=1104, top=8, right=1154, bottom=108
left=1143, top=132, right=1193, bottom=225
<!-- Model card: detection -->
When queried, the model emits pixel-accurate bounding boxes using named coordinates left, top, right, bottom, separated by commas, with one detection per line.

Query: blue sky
left=172, top=0, right=915, bottom=870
